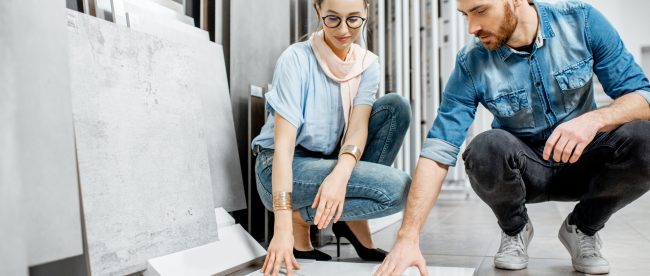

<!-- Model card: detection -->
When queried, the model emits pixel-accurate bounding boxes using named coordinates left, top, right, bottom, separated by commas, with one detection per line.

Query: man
left=374, top=0, right=650, bottom=275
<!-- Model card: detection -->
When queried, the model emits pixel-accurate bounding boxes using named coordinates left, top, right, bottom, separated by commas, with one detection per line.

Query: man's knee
left=463, top=129, right=521, bottom=168
left=612, top=121, right=650, bottom=170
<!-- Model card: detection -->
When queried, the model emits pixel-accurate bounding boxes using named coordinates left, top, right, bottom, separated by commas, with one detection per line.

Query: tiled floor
left=318, top=192, right=650, bottom=276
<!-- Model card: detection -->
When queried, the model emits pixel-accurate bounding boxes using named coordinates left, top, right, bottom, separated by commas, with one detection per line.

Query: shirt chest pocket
left=485, top=88, right=535, bottom=129
left=554, top=57, right=593, bottom=112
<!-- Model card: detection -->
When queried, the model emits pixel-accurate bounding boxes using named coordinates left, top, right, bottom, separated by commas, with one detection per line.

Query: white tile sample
left=244, top=261, right=475, bottom=276
left=369, top=211, right=403, bottom=234
left=67, top=10, right=218, bottom=275
left=125, top=2, right=209, bottom=43
left=144, top=224, right=266, bottom=276
left=125, top=0, right=194, bottom=26
left=215, top=207, right=236, bottom=229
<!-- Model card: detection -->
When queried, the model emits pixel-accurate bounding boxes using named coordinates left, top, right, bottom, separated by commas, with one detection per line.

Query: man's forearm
left=397, top=157, right=449, bottom=240
left=586, top=93, right=650, bottom=132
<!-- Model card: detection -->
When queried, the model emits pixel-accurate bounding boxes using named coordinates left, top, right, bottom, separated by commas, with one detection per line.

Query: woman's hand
left=312, top=168, right=350, bottom=229
left=262, top=230, right=301, bottom=276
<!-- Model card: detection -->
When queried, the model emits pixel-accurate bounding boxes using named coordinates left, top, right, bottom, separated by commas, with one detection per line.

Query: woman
left=251, top=0, right=411, bottom=275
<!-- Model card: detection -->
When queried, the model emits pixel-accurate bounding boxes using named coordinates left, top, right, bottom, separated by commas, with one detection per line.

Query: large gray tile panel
left=0, top=9, right=28, bottom=273
left=1, top=0, right=83, bottom=268
left=18, top=5, right=84, bottom=267
left=126, top=2, right=245, bottom=211
left=197, top=43, right=247, bottom=211
left=67, top=11, right=218, bottom=275
left=474, top=257, right=581, bottom=276
left=229, top=0, right=290, bottom=197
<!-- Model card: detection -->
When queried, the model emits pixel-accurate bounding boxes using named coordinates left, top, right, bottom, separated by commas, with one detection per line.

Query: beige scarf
left=309, top=30, right=378, bottom=142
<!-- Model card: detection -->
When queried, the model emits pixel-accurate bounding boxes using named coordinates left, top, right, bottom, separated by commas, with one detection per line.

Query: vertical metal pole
left=394, top=0, right=404, bottom=171
left=411, top=0, right=422, bottom=173
left=432, top=0, right=440, bottom=118
left=378, top=0, right=386, bottom=98
left=402, top=0, right=411, bottom=173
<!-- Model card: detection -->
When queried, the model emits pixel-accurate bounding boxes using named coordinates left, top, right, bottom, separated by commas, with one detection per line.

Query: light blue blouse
left=251, top=40, right=380, bottom=155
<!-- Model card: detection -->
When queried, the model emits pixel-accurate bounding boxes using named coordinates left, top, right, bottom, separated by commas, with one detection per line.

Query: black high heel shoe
left=332, top=222, right=388, bottom=261
left=293, top=248, right=332, bottom=261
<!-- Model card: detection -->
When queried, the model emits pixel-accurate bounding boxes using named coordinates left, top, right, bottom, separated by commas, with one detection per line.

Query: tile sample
left=145, top=224, right=266, bottom=276
left=244, top=261, right=475, bottom=276
left=67, top=10, right=218, bottom=275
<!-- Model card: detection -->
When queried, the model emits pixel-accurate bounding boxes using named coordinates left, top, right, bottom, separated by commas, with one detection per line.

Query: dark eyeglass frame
left=320, top=15, right=367, bottom=29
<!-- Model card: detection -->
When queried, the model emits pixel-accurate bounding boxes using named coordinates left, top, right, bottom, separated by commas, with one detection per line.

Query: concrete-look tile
left=474, top=257, right=582, bottom=276
left=599, top=239, right=650, bottom=259
left=423, top=254, right=484, bottom=269
left=598, top=221, right=648, bottom=242
left=604, top=257, right=650, bottom=276
left=554, top=202, right=578, bottom=219
left=419, top=237, right=494, bottom=256
left=354, top=194, right=650, bottom=275
left=484, top=235, right=571, bottom=259
left=527, top=237, right=571, bottom=259
left=68, top=11, right=219, bottom=275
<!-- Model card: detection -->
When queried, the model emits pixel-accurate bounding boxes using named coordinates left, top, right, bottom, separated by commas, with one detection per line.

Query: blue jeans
left=255, top=93, right=412, bottom=223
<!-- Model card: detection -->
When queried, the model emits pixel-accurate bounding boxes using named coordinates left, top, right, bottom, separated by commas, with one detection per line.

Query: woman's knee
left=378, top=169, right=412, bottom=209
left=374, top=93, right=411, bottom=126
left=254, top=167, right=274, bottom=212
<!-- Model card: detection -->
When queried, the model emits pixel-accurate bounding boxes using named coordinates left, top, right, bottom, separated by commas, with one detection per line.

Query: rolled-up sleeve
left=586, top=3, right=650, bottom=103
left=353, top=61, right=380, bottom=106
left=264, top=47, right=306, bottom=129
left=420, top=54, right=478, bottom=167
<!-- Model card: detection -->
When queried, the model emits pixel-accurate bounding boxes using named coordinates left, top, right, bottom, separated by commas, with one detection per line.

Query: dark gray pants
left=462, top=121, right=650, bottom=236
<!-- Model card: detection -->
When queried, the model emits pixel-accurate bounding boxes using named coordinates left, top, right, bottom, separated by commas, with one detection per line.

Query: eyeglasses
left=321, top=15, right=367, bottom=29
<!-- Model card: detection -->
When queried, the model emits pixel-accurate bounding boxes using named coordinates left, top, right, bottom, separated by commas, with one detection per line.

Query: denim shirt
left=251, top=41, right=380, bottom=155
left=421, top=0, right=650, bottom=167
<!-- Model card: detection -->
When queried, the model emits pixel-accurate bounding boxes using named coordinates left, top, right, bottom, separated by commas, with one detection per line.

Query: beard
left=477, top=1, right=518, bottom=51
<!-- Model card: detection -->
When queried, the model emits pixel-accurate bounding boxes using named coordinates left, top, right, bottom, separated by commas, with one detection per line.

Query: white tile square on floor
left=244, top=261, right=475, bottom=276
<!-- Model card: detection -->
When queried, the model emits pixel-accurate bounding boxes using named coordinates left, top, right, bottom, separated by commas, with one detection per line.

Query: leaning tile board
left=2, top=0, right=83, bottom=268
left=198, top=43, right=247, bottom=212
left=125, top=6, right=246, bottom=211
left=67, top=10, right=218, bottom=275
left=0, top=11, right=27, bottom=273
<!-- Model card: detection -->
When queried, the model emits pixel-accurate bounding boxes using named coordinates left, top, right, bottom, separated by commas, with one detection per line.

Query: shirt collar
left=496, top=0, right=555, bottom=61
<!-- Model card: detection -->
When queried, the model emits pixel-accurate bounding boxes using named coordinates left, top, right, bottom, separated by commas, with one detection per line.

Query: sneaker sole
left=494, top=260, right=528, bottom=270
left=493, top=223, right=534, bottom=271
left=573, top=264, right=610, bottom=275
left=558, top=228, right=610, bottom=275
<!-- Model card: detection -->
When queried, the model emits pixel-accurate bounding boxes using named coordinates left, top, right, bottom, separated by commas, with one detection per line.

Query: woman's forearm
left=271, top=114, right=298, bottom=233
left=271, top=147, right=295, bottom=232
left=334, top=105, right=372, bottom=175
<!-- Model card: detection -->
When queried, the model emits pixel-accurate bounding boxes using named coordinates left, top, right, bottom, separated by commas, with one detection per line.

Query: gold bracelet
left=339, top=145, right=362, bottom=162
left=273, top=192, right=292, bottom=211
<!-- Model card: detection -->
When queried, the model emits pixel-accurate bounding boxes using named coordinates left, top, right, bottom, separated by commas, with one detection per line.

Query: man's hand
left=373, top=237, right=428, bottom=276
left=543, top=114, right=601, bottom=163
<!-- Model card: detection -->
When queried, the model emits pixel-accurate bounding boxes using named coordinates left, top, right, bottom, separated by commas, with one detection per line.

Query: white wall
left=545, top=0, right=650, bottom=65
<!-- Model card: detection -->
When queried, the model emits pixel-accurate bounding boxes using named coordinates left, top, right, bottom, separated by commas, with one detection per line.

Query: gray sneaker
left=558, top=214, right=610, bottom=274
left=494, top=221, right=534, bottom=270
